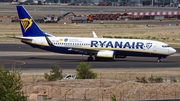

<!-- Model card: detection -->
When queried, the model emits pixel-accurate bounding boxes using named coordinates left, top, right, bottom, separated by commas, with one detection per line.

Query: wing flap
left=68, top=47, right=98, bottom=54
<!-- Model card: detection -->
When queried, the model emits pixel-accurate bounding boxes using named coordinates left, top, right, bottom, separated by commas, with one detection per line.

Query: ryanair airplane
left=14, top=5, right=176, bottom=62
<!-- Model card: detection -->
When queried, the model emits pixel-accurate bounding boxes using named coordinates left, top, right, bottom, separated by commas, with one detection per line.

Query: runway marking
left=0, top=51, right=179, bottom=57
left=11, top=60, right=25, bottom=65
left=0, top=60, right=25, bottom=69
left=0, top=51, right=83, bottom=57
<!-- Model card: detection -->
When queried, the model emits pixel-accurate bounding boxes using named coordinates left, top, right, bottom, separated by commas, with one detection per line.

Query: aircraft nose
left=170, top=48, right=176, bottom=54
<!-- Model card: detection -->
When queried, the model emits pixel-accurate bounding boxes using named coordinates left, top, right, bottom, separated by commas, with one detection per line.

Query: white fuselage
left=22, top=36, right=176, bottom=57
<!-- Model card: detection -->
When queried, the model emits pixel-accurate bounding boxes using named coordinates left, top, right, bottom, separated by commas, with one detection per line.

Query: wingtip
left=92, top=31, right=98, bottom=38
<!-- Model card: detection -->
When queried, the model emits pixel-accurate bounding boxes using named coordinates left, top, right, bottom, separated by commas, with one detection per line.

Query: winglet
left=92, top=31, right=98, bottom=38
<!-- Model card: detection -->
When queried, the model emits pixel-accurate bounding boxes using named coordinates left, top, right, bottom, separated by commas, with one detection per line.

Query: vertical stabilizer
left=16, top=5, right=49, bottom=37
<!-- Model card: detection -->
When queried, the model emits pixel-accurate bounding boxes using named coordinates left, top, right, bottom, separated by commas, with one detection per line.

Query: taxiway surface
left=0, top=43, right=180, bottom=71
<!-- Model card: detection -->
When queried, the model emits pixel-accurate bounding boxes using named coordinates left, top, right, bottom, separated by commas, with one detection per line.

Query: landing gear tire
left=87, top=57, right=93, bottom=61
left=157, top=59, right=161, bottom=63
left=112, top=54, right=115, bottom=60
left=95, top=57, right=100, bottom=61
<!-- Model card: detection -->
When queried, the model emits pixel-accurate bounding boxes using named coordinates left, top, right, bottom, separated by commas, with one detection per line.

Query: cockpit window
left=162, top=45, right=170, bottom=48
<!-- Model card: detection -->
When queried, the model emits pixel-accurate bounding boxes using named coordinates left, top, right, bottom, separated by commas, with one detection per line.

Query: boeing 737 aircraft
left=13, top=5, right=176, bottom=62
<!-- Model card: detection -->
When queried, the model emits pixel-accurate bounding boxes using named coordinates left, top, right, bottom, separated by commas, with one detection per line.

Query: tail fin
left=16, top=6, right=50, bottom=37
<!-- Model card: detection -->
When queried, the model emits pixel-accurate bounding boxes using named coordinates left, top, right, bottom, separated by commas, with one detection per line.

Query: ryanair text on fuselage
left=90, top=40, right=152, bottom=49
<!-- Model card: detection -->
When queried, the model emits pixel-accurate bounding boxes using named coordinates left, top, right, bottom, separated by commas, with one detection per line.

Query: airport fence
left=23, top=73, right=180, bottom=101
left=24, top=84, right=180, bottom=101
left=96, top=72, right=180, bottom=83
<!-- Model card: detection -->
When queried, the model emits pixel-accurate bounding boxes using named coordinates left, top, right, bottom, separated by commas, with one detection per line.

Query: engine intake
left=97, top=50, right=114, bottom=59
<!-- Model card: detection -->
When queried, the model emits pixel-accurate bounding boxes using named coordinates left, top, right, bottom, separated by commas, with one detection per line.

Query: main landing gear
left=87, top=55, right=93, bottom=61
left=157, top=57, right=162, bottom=63
left=87, top=54, right=100, bottom=61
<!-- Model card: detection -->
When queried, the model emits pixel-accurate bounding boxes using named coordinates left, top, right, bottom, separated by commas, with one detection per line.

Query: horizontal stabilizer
left=7, top=36, right=32, bottom=41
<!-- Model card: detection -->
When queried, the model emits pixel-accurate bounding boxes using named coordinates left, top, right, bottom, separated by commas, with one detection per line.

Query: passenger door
left=153, top=44, right=157, bottom=52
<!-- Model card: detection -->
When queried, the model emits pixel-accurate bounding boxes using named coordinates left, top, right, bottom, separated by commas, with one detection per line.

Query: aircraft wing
left=68, top=47, right=99, bottom=54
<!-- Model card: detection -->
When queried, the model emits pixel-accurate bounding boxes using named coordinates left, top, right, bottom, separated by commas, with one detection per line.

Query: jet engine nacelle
left=97, top=50, right=115, bottom=59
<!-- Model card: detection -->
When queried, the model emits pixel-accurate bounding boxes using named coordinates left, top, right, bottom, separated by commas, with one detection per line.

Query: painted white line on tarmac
left=0, top=51, right=179, bottom=57
left=0, top=51, right=83, bottom=57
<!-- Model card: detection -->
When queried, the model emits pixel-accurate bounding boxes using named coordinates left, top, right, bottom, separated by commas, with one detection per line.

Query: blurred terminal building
left=1, top=0, right=180, bottom=6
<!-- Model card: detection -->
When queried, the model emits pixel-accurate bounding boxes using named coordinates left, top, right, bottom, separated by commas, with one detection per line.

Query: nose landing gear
left=157, top=57, right=163, bottom=62
left=157, top=59, right=161, bottom=62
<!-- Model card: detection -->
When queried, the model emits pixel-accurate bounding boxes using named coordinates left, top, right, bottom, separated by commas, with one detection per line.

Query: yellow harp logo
left=20, top=18, right=33, bottom=32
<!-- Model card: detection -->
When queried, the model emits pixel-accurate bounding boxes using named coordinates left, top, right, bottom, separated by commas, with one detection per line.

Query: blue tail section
left=16, top=6, right=48, bottom=37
